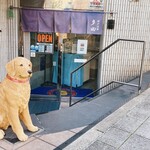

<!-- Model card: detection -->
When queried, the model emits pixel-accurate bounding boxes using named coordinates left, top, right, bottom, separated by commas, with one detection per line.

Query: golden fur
left=0, top=57, right=38, bottom=141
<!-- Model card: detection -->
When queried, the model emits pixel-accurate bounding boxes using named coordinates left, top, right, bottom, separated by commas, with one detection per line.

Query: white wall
left=0, top=0, right=19, bottom=81
left=99, top=0, right=150, bottom=91
left=0, top=0, right=8, bottom=81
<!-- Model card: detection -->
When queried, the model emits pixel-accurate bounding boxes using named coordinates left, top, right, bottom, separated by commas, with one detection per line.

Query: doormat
left=31, top=86, right=94, bottom=97
left=29, top=94, right=60, bottom=114
left=4, top=115, right=43, bottom=144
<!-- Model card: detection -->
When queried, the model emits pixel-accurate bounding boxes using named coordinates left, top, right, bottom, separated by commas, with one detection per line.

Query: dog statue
left=0, top=57, right=38, bottom=141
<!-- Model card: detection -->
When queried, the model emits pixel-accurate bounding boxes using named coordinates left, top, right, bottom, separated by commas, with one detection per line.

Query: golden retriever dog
left=0, top=57, right=38, bottom=141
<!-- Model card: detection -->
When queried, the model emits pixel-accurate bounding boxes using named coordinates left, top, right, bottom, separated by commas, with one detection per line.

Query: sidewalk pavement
left=0, top=87, right=150, bottom=150
left=64, top=88, right=150, bottom=150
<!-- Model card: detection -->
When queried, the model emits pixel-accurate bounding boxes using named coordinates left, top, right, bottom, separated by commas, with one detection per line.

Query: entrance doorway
left=53, top=33, right=100, bottom=91
left=28, top=32, right=101, bottom=112
left=19, top=7, right=103, bottom=113
left=29, top=32, right=100, bottom=93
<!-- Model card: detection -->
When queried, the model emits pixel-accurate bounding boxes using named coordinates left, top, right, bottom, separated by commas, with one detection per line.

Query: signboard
left=89, top=0, right=104, bottom=9
left=36, top=33, right=54, bottom=54
left=37, top=33, right=53, bottom=43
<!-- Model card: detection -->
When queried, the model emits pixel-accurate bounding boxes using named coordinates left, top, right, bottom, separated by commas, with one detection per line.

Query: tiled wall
left=99, top=0, right=150, bottom=91
left=0, top=0, right=8, bottom=81
left=0, top=0, right=19, bottom=81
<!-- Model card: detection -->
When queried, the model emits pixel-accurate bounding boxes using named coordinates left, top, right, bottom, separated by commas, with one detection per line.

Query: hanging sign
left=87, top=13, right=103, bottom=35
left=37, top=33, right=53, bottom=43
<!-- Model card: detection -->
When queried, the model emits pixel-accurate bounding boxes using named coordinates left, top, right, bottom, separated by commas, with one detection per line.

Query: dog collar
left=6, top=74, right=29, bottom=83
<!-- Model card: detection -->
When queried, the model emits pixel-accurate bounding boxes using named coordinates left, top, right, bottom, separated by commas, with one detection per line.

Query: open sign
left=37, top=33, right=53, bottom=43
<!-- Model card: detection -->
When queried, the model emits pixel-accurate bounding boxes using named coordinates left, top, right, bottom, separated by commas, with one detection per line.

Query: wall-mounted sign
left=89, top=0, right=104, bottom=10
left=37, top=33, right=53, bottom=43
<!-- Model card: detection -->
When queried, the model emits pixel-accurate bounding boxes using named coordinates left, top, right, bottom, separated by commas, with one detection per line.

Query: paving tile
left=86, top=140, right=116, bottom=150
left=135, top=117, right=150, bottom=139
left=64, top=128, right=102, bottom=150
left=17, top=139, right=55, bottom=150
left=39, top=130, right=75, bottom=147
left=0, top=140, right=14, bottom=150
left=100, top=127, right=130, bottom=148
left=127, top=106, right=149, bottom=121
left=93, top=91, right=147, bottom=133
left=136, top=100, right=150, bottom=112
left=69, top=126, right=87, bottom=133
left=119, top=134, right=150, bottom=150
left=0, top=137, right=36, bottom=150
left=113, top=115, right=144, bottom=133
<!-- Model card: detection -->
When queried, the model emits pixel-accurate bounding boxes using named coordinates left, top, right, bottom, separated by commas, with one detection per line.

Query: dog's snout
left=28, top=70, right=32, bottom=75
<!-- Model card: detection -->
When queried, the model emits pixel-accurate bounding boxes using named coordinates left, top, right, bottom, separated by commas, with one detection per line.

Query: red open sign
left=37, top=33, right=53, bottom=43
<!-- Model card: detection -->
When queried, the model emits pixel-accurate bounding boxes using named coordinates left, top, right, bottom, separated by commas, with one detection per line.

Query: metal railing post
left=69, top=39, right=145, bottom=106
left=69, top=73, right=73, bottom=106
left=138, top=41, right=146, bottom=94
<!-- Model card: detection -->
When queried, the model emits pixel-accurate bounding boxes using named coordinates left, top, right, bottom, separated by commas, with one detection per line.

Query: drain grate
left=4, top=114, right=44, bottom=144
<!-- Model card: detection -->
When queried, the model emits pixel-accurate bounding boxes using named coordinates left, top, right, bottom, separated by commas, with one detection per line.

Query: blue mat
left=29, top=94, right=60, bottom=114
left=31, top=86, right=94, bottom=97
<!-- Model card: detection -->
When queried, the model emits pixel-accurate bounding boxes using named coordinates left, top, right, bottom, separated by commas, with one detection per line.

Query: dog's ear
left=5, top=59, right=16, bottom=76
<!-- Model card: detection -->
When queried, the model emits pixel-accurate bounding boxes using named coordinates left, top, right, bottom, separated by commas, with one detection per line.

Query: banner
left=71, top=12, right=87, bottom=34
left=21, top=9, right=103, bottom=35
left=54, top=11, right=71, bottom=33
left=87, top=13, right=103, bottom=35
left=38, top=10, right=54, bottom=32
left=21, top=9, right=38, bottom=32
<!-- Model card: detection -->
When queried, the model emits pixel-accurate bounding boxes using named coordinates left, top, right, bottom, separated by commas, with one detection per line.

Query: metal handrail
left=69, top=39, right=145, bottom=106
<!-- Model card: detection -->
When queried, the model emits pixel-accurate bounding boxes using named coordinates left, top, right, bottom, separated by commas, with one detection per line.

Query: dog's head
left=6, top=57, right=32, bottom=79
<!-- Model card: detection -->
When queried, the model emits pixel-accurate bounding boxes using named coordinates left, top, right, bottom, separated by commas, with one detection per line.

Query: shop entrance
left=53, top=33, right=100, bottom=91
left=20, top=8, right=103, bottom=112
left=29, top=32, right=100, bottom=99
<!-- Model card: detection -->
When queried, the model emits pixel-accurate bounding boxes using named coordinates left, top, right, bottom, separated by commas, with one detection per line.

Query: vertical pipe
left=69, top=73, right=73, bottom=106
left=138, top=41, right=146, bottom=94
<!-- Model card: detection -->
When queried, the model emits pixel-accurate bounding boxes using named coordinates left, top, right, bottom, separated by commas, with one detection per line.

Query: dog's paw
left=28, top=125, right=39, bottom=132
left=17, top=133, right=28, bottom=142
left=0, top=129, right=5, bottom=140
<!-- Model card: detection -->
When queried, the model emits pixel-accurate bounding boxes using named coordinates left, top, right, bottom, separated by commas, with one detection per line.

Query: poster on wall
left=77, top=40, right=88, bottom=54
left=30, top=50, right=36, bottom=57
